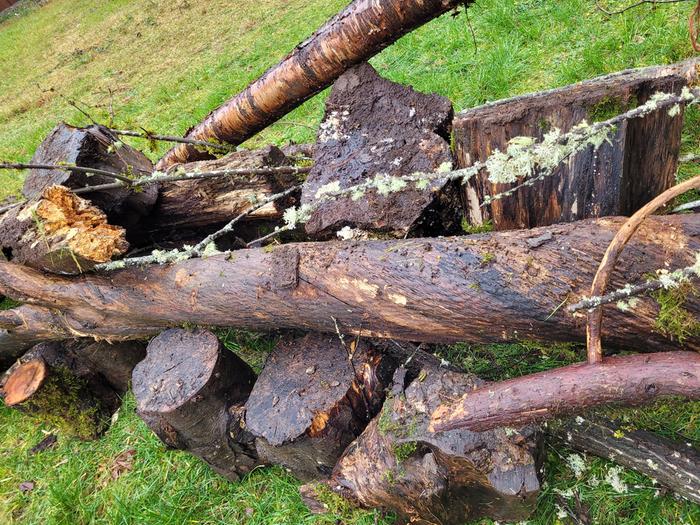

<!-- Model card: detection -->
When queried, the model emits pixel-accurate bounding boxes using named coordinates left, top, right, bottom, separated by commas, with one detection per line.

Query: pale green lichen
left=282, top=203, right=314, bottom=228
left=201, top=242, right=221, bottom=258
left=315, top=180, right=341, bottom=199
left=668, top=104, right=681, bottom=118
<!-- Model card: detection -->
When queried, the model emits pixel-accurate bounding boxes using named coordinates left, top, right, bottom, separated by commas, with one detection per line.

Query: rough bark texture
left=430, top=352, right=700, bottom=433
left=0, top=216, right=698, bottom=353
left=0, top=185, right=128, bottom=274
left=0, top=305, right=70, bottom=369
left=157, top=0, right=466, bottom=168
left=132, top=328, right=260, bottom=481
left=23, top=123, right=157, bottom=227
left=301, top=63, right=460, bottom=238
left=245, top=333, right=398, bottom=481
left=551, top=415, right=700, bottom=504
left=302, top=364, right=542, bottom=525
left=454, top=58, right=699, bottom=230
left=1, top=339, right=145, bottom=439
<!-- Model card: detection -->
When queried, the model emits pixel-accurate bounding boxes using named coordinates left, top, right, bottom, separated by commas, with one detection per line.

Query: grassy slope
left=1, top=0, right=700, bottom=523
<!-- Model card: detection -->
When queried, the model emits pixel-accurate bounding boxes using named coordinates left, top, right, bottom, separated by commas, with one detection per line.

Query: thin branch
left=111, top=129, right=235, bottom=153
left=0, top=162, right=134, bottom=184
left=672, top=198, right=700, bottom=213
left=595, top=0, right=692, bottom=16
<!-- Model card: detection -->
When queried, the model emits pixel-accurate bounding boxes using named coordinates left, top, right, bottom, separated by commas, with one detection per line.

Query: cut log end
left=3, top=358, right=47, bottom=406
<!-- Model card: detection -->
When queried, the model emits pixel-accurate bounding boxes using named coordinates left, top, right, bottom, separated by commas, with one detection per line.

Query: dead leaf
left=30, top=434, right=57, bottom=454
left=100, top=449, right=136, bottom=486
left=19, top=481, right=34, bottom=493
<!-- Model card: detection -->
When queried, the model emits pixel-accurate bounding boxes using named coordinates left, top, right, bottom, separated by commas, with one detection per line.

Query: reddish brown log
left=157, top=0, right=466, bottom=168
left=302, top=364, right=541, bottom=525
left=430, top=352, right=700, bottom=433
left=0, top=305, right=70, bottom=369
left=245, top=333, right=398, bottom=480
left=301, top=63, right=460, bottom=238
left=454, top=58, right=699, bottom=230
left=0, top=216, right=698, bottom=354
left=132, top=328, right=260, bottom=481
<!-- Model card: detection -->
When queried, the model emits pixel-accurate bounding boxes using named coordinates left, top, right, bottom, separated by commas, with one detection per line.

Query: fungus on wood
left=454, top=58, right=699, bottom=230
left=245, top=333, right=399, bottom=481
left=0, top=185, right=128, bottom=274
left=132, top=328, right=260, bottom=481
left=301, top=365, right=542, bottom=525
left=301, top=62, right=462, bottom=239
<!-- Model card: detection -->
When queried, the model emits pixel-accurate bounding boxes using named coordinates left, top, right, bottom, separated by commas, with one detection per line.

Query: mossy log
left=0, top=185, right=128, bottom=274
left=0, top=339, right=146, bottom=439
left=157, top=0, right=467, bottom=168
left=550, top=415, right=700, bottom=504
left=429, top=352, right=700, bottom=433
left=301, top=364, right=542, bottom=525
left=23, top=123, right=157, bottom=228
left=132, top=328, right=260, bottom=481
left=0, top=215, right=697, bottom=354
left=301, top=63, right=461, bottom=238
left=454, top=58, right=699, bottom=230
left=245, top=333, right=399, bottom=481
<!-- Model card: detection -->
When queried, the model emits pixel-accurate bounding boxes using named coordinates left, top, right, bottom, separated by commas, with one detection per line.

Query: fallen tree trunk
left=0, top=306, right=70, bottom=369
left=132, top=328, right=260, bottom=481
left=157, top=0, right=467, bottom=168
left=0, top=215, right=698, bottom=355
left=245, top=333, right=398, bottom=480
left=301, top=364, right=542, bottom=525
left=429, top=352, right=700, bottom=433
left=550, top=415, right=700, bottom=504
left=0, top=185, right=129, bottom=274
left=454, top=58, right=699, bottom=230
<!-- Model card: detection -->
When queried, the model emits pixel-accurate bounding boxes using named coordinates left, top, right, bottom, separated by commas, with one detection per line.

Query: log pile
left=2, top=2, right=700, bottom=521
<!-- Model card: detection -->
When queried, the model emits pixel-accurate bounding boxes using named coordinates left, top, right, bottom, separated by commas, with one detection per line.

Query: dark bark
left=301, top=364, right=542, bottom=525
left=430, top=352, right=700, bottom=433
left=301, top=63, right=460, bottom=238
left=1, top=339, right=145, bottom=439
left=132, top=328, right=260, bottom=481
left=0, top=185, right=128, bottom=274
left=550, top=415, right=700, bottom=504
left=0, top=305, right=70, bottom=369
left=0, top=215, right=698, bottom=353
left=157, top=0, right=466, bottom=168
left=245, top=333, right=399, bottom=481
left=23, top=123, right=157, bottom=228
left=454, top=58, right=699, bottom=230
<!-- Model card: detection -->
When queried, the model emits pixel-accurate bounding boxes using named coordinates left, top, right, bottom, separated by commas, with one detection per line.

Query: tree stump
left=302, top=365, right=542, bottom=525
left=132, top=328, right=259, bottom=481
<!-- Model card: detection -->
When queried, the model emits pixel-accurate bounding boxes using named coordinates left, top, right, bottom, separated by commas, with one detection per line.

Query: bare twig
left=0, top=162, right=134, bottom=184
left=672, top=198, right=700, bottom=213
left=111, top=129, right=235, bottom=153
left=595, top=0, right=692, bottom=16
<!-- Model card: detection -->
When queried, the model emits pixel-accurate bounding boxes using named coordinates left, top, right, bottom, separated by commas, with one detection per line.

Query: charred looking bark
left=0, top=215, right=697, bottom=354
left=454, top=58, right=699, bottom=230
left=245, top=333, right=399, bottom=481
left=301, top=363, right=542, bottom=525
left=157, top=0, right=467, bottom=167
left=132, top=328, right=260, bottom=481
left=550, top=415, right=700, bottom=505
left=0, top=339, right=145, bottom=439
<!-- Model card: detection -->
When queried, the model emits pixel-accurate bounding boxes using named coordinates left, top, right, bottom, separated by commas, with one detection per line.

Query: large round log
left=132, top=328, right=259, bottom=481
left=0, top=215, right=697, bottom=354
left=245, top=333, right=399, bottom=480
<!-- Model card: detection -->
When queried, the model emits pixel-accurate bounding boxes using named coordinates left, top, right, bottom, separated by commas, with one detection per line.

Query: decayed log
left=0, top=306, right=70, bottom=369
left=301, top=364, right=542, bottom=525
left=245, top=333, right=398, bottom=480
left=0, top=185, right=128, bottom=274
left=132, top=328, right=260, bottom=481
left=0, top=215, right=697, bottom=354
left=23, top=123, right=158, bottom=228
left=454, top=58, right=699, bottom=230
left=0, top=339, right=145, bottom=439
left=429, top=352, right=700, bottom=433
left=550, top=415, right=700, bottom=504
left=301, top=63, right=460, bottom=238
left=157, top=0, right=466, bottom=167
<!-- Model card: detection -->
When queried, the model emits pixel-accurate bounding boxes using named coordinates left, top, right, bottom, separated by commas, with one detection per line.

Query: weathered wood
left=429, top=352, right=700, bottom=433
left=0, top=305, right=70, bottom=369
left=0, top=215, right=698, bottom=353
left=0, top=185, right=128, bottom=274
left=454, top=58, right=699, bottom=230
left=23, top=123, right=157, bottom=227
left=550, top=415, right=700, bottom=504
left=1, top=339, right=146, bottom=439
left=157, top=0, right=466, bottom=167
left=301, top=63, right=460, bottom=238
left=301, top=364, right=541, bottom=525
left=132, top=328, right=260, bottom=481
left=245, top=333, right=398, bottom=480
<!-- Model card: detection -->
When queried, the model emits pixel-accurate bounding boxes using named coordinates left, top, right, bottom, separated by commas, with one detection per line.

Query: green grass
left=2, top=0, right=700, bottom=523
